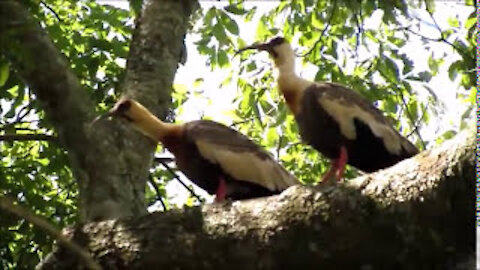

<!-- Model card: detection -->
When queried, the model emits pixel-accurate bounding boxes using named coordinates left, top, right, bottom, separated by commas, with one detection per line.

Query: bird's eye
left=117, top=100, right=132, bottom=114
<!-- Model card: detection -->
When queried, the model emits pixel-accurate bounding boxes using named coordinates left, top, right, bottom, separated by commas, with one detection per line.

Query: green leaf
left=217, top=50, right=229, bottom=68
left=212, top=23, right=228, bottom=46
left=427, top=54, right=439, bottom=75
left=447, top=17, right=459, bottom=28
left=447, top=60, right=462, bottom=81
left=256, top=17, right=271, bottom=40
left=380, top=56, right=399, bottom=83
left=265, top=127, right=278, bottom=146
left=220, top=13, right=239, bottom=35
left=224, top=4, right=248, bottom=15
left=417, top=71, right=433, bottom=82
left=0, top=60, right=9, bottom=87
left=311, top=12, right=323, bottom=29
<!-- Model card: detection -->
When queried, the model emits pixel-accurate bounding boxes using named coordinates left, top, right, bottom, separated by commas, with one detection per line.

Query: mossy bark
left=39, top=127, right=475, bottom=269
left=0, top=0, right=198, bottom=222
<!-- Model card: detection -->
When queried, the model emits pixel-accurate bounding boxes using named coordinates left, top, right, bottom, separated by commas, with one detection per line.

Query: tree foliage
left=0, top=0, right=475, bottom=268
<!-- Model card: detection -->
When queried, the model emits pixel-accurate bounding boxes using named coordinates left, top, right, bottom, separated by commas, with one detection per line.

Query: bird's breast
left=282, top=89, right=302, bottom=115
left=161, top=128, right=186, bottom=156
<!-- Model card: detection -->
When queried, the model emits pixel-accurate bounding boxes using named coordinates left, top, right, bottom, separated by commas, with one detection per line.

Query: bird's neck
left=133, top=113, right=179, bottom=142
left=275, top=61, right=310, bottom=114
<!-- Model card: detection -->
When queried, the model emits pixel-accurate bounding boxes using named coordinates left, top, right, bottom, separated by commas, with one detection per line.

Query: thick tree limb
left=0, top=0, right=199, bottom=222
left=0, top=197, right=101, bottom=270
left=39, top=127, right=475, bottom=269
left=0, top=0, right=144, bottom=221
left=0, top=0, right=94, bottom=159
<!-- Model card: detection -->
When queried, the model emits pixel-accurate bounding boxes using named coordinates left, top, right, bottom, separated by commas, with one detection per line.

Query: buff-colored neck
left=129, top=103, right=179, bottom=142
left=272, top=44, right=311, bottom=103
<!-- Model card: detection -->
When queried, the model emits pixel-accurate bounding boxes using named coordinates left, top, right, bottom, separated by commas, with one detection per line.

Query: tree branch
left=39, top=1, right=63, bottom=22
left=397, top=88, right=427, bottom=150
left=300, top=0, right=337, bottom=58
left=148, top=175, right=167, bottom=211
left=0, top=0, right=200, bottom=222
left=157, top=159, right=205, bottom=203
left=39, top=127, right=475, bottom=269
left=0, top=1, right=95, bottom=142
left=0, top=196, right=101, bottom=270
left=0, top=134, right=56, bottom=141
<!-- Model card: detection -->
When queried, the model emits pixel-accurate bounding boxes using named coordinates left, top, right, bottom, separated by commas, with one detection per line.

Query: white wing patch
left=195, top=140, right=298, bottom=191
left=318, top=96, right=404, bottom=155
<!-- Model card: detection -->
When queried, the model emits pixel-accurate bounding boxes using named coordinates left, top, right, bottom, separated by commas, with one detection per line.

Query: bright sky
left=99, top=1, right=473, bottom=209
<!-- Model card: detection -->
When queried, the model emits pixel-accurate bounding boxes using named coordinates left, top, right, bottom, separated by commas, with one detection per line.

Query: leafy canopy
left=0, top=0, right=475, bottom=268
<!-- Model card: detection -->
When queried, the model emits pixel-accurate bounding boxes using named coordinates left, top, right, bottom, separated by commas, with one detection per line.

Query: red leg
left=320, top=146, right=348, bottom=183
left=214, top=176, right=227, bottom=202
left=321, top=160, right=338, bottom=183
left=335, top=146, right=348, bottom=181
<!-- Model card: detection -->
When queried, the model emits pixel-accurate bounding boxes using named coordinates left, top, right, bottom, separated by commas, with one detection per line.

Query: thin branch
left=0, top=120, right=41, bottom=130
left=404, top=26, right=442, bottom=42
left=15, top=103, right=32, bottom=123
left=230, top=118, right=255, bottom=128
left=353, top=0, right=364, bottom=56
left=153, top=156, right=175, bottom=163
left=407, top=103, right=428, bottom=139
left=299, top=0, right=338, bottom=57
left=157, top=160, right=205, bottom=203
left=148, top=175, right=167, bottom=211
left=397, top=90, right=426, bottom=150
left=0, top=134, right=56, bottom=141
left=276, top=135, right=283, bottom=160
left=39, top=1, right=63, bottom=22
left=0, top=196, right=101, bottom=270
left=424, top=1, right=442, bottom=35
left=399, top=4, right=461, bottom=53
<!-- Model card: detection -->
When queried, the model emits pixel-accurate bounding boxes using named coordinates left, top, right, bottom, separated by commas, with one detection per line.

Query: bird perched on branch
left=237, top=37, right=419, bottom=182
left=107, top=98, right=299, bottom=201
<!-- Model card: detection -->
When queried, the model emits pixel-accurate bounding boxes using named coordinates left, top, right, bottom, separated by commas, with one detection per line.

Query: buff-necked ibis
left=237, top=37, right=419, bottom=182
left=107, top=98, right=299, bottom=201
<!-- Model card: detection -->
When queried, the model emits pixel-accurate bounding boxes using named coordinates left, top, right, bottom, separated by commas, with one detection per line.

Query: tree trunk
left=0, top=0, right=199, bottom=221
left=38, top=126, right=475, bottom=269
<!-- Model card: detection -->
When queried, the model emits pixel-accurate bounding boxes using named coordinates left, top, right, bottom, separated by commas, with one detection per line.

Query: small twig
left=248, top=65, right=267, bottom=78
left=157, top=160, right=204, bottom=203
left=407, top=103, right=428, bottom=139
left=400, top=5, right=461, bottom=53
left=0, top=120, right=41, bottom=130
left=15, top=104, right=32, bottom=123
left=0, top=196, right=101, bottom=270
left=424, top=1, right=442, bottom=34
left=39, top=1, right=63, bottom=22
left=148, top=175, right=167, bottom=211
left=153, top=157, right=175, bottom=163
left=353, top=1, right=364, bottom=56
left=276, top=135, right=283, bottom=160
left=230, top=117, right=255, bottom=128
left=299, top=0, right=338, bottom=57
left=0, top=134, right=56, bottom=141
left=397, top=90, right=426, bottom=150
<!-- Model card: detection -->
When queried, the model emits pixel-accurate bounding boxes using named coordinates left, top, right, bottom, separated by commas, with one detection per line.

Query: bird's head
left=108, top=98, right=146, bottom=123
left=106, top=98, right=175, bottom=141
left=236, top=36, right=294, bottom=66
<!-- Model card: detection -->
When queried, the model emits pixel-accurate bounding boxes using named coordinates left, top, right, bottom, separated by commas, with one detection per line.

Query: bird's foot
left=320, top=146, right=349, bottom=183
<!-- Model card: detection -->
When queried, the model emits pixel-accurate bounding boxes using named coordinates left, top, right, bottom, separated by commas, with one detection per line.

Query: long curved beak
left=90, top=105, right=120, bottom=124
left=234, top=42, right=271, bottom=57
left=91, top=110, right=113, bottom=124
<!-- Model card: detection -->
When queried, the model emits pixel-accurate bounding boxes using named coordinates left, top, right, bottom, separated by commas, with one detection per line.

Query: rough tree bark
left=0, top=0, right=199, bottom=221
left=38, top=126, right=475, bottom=269
left=0, top=1, right=474, bottom=269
